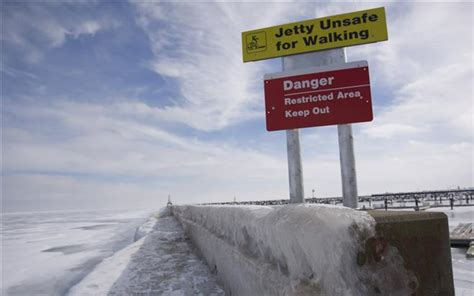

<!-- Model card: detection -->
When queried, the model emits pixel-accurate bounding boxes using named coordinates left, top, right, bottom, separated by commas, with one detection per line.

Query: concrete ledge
left=174, top=213, right=293, bottom=295
left=369, top=210, right=454, bottom=296
left=173, top=205, right=445, bottom=295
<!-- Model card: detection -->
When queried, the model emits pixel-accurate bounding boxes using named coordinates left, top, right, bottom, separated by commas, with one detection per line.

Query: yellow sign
left=242, top=7, right=388, bottom=62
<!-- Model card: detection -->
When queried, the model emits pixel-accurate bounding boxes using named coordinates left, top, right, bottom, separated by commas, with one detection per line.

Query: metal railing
left=200, top=188, right=474, bottom=207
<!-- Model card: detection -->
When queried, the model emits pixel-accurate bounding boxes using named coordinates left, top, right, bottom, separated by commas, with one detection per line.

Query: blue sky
left=2, top=1, right=472, bottom=211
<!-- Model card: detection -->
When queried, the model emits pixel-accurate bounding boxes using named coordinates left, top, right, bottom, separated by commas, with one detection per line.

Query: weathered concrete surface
left=173, top=205, right=423, bottom=296
left=171, top=205, right=454, bottom=295
left=369, top=210, right=455, bottom=296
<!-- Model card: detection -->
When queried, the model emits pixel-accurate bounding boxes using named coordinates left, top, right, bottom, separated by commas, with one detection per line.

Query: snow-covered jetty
left=172, top=204, right=454, bottom=296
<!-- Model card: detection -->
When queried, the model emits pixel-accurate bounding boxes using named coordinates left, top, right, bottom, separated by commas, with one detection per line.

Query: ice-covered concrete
left=173, top=204, right=417, bottom=296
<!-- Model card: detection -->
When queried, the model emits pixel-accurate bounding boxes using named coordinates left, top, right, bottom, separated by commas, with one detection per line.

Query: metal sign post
left=285, top=128, right=304, bottom=203
left=281, top=56, right=306, bottom=204
left=243, top=7, right=388, bottom=208
left=338, top=124, right=358, bottom=208
left=282, top=49, right=358, bottom=207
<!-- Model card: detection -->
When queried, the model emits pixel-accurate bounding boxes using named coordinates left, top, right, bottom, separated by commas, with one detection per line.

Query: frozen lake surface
left=1, top=209, right=152, bottom=295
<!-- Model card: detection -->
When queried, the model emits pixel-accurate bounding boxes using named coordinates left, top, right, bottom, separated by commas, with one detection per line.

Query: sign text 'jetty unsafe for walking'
left=264, top=61, right=372, bottom=131
left=242, top=7, right=388, bottom=62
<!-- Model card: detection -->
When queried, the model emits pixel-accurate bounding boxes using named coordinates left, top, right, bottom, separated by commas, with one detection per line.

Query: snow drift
left=173, top=204, right=417, bottom=296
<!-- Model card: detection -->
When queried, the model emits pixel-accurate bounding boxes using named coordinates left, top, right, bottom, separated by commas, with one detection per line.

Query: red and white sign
left=263, top=61, right=373, bottom=131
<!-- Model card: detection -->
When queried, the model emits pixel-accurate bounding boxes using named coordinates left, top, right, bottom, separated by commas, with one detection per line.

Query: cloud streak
left=131, top=2, right=327, bottom=131
left=3, top=98, right=288, bottom=210
left=347, top=2, right=473, bottom=141
left=2, top=2, right=117, bottom=63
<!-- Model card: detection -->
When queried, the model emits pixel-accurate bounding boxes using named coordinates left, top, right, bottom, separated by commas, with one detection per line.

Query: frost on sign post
left=264, top=61, right=372, bottom=131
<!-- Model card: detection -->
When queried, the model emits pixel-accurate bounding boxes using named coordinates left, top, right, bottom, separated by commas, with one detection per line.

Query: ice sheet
left=1, top=209, right=151, bottom=295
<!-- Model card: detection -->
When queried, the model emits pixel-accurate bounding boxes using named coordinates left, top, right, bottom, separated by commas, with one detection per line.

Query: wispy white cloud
left=362, top=123, right=422, bottom=139
left=300, top=129, right=473, bottom=196
left=361, top=49, right=472, bottom=140
left=350, top=2, right=472, bottom=85
left=131, top=2, right=330, bottom=131
left=71, top=20, right=105, bottom=37
left=349, top=2, right=473, bottom=140
left=3, top=99, right=288, bottom=209
left=355, top=139, right=473, bottom=194
left=299, top=1, right=473, bottom=194
left=2, top=3, right=117, bottom=63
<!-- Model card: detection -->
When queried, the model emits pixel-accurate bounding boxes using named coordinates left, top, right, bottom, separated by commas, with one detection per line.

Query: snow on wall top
left=173, top=204, right=416, bottom=295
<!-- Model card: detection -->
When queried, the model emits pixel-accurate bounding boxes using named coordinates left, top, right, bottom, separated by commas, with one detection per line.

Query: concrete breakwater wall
left=172, top=204, right=454, bottom=296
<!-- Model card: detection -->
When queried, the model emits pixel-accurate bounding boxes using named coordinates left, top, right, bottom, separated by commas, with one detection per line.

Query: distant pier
left=202, top=188, right=474, bottom=208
